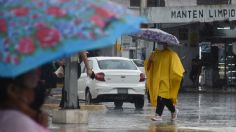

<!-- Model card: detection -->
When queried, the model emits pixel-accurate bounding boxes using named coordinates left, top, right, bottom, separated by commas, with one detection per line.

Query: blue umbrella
left=0, top=0, right=145, bottom=77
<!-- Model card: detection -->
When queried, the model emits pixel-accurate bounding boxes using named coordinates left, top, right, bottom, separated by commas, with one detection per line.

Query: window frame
left=130, top=0, right=165, bottom=8
left=147, top=0, right=165, bottom=7
left=197, top=0, right=231, bottom=5
left=130, top=0, right=141, bottom=7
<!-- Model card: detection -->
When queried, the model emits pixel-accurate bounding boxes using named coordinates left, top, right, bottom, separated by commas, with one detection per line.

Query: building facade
left=112, top=0, right=236, bottom=90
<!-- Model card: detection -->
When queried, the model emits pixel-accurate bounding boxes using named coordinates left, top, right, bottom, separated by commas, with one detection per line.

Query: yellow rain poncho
left=145, top=48, right=185, bottom=107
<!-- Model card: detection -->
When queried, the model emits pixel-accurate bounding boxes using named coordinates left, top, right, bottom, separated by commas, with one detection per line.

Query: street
left=46, top=89, right=236, bottom=132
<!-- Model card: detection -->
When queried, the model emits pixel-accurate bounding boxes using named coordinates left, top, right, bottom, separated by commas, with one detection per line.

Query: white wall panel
left=232, top=0, right=236, bottom=4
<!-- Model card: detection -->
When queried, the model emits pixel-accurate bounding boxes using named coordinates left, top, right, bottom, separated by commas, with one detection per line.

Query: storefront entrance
left=200, top=41, right=236, bottom=90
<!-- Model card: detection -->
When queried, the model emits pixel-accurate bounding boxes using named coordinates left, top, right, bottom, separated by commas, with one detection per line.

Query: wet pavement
left=46, top=89, right=236, bottom=132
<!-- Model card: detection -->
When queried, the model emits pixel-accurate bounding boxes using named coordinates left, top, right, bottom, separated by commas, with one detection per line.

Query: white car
left=77, top=57, right=146, bottom=109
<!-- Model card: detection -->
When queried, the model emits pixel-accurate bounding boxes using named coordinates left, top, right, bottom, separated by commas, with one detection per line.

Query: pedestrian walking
left=189, top=56, right=202, bottom=88
left=146, top=44, right=185, bottom=121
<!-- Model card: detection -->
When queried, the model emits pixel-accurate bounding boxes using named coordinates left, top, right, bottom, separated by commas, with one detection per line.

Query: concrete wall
left=110, top=0, right=140, bottom=15
left=233, top=0, right=236, bottom=4
left=122, top=50, right=129, bottom=58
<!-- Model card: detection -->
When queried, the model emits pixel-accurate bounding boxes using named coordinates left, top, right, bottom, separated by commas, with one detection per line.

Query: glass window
left=147, top=0, right=165, bottom=7
left=98, top=59, right=137, bottom=70
left=130, top=0, right=140, bottom=7
left=132, top=59, right=144, bottom=67
left=197, top=0, right=231, bottom=5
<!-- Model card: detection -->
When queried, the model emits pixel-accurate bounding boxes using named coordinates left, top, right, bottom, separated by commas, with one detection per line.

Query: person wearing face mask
left=0, top=70, right=49, bottom=132
left=146, top=43, right=185, bottom=121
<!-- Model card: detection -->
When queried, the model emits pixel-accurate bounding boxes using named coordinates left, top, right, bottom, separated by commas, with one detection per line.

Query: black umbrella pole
left=153, top=42, right=156, bottom=51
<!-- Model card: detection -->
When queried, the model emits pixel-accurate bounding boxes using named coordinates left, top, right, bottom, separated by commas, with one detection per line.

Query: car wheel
left=114, top=101, right=123, bottom=108
left=134, top=96, right=144, bottom=109
left=85, top=90, right=92, bottom=105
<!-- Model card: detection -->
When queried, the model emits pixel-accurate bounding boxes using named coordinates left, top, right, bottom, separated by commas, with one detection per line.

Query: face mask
left=156, top=45, right=164, bottom=51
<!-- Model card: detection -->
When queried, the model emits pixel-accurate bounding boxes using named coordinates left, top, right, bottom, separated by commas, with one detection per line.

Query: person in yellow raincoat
left=145, top=44, right=185, bottom=121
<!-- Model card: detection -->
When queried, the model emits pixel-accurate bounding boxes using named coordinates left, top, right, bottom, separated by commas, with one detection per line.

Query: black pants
left=59, top=86, right=65, bottom=108
left=156, top=96, right=175, bottom=116
left=190, top=72, right=199, bottom=87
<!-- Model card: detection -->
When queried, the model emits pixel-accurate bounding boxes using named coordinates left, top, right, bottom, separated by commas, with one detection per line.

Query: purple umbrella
left=129, top=28, right=180, bottom=46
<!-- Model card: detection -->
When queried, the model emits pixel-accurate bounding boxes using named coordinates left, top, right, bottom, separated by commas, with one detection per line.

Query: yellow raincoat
left=145, top=48, right=185, bottom=107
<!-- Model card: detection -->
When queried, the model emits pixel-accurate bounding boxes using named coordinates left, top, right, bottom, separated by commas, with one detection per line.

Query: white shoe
left=151, top=115, right=162, bottom=121
left=171, top=109, right=178, bottom=121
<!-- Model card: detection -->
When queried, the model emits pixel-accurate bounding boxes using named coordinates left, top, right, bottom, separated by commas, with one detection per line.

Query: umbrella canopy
left=128, top=28, right=180, bottom=45
left=0, top=0, right=144, bottom=77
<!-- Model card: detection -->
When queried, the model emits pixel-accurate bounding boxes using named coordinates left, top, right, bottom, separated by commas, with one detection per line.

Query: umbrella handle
left=153, top=42, right=156, bottom=51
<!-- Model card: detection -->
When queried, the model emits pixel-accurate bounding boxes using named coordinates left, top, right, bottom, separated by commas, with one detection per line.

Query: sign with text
left=147, top=4, right=236, bottom=23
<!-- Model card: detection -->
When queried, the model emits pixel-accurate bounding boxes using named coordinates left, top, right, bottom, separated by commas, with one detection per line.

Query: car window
left=133, top=60, right=144, bottom=67
left=98, top=59, right=137, bottom=70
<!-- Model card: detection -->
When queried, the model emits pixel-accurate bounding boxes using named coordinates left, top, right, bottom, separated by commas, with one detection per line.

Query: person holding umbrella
left=0, top=69, right=49, bottom=132
left=146, top=44, right=185, bottom=121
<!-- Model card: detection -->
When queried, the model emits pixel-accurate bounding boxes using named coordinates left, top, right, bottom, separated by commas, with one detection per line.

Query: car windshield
left=98, top=59, right=137, bottom=70
left=133, top=60, right=144, bottom=67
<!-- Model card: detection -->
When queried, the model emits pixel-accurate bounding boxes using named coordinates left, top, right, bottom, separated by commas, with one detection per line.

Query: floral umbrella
left=128, top=28, right=180, bottom=45
left=0, top=0, right=144, bottom=77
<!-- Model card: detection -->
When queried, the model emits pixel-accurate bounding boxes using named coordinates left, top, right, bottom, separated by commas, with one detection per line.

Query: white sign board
left=147, top=4, right=236, bottom=23
left=121, top=35, right=132, bottom=45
